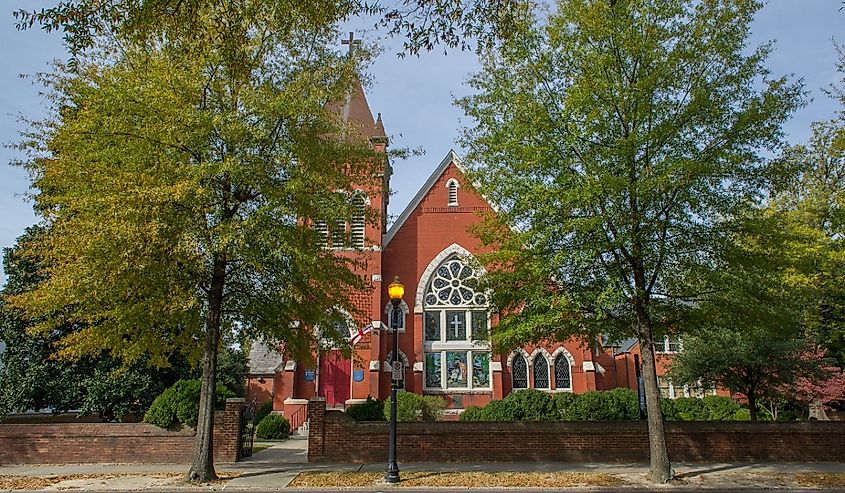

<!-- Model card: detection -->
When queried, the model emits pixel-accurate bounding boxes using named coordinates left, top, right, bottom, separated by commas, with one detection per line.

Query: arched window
left=350, top=194, right=366, bottom=248
left=533, top=356, right=550, bottom=389
left=446, top=178, right=459, bottom=207
left=423, top=254, right=490, bottom=390
left=554, top=354, right=571, bottom=390
left=384, top=300, right=409, bottom=332
left=512, top=353, right=528, bottom=389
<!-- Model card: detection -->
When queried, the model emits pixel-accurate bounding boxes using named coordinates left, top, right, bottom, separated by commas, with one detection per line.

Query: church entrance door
left=319, top=350, right=351, bottom=407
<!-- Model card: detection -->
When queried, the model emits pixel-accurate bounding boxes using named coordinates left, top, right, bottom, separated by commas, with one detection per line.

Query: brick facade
left=0, top=398, right=244, bottom=465
left=307, top=399, right=845, bottom=463
left=248, top=79, right=678, bottom=416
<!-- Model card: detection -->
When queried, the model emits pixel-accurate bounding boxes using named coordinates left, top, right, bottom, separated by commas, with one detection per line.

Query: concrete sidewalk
left=3, top=439, right=845, bottom=491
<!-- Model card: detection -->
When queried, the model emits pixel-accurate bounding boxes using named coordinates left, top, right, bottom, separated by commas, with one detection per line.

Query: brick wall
left=307, top=398, right=845, bottom=463
left=0, top=398, right=244, bottom=465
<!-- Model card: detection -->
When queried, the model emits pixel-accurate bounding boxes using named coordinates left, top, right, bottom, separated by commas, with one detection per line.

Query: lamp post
left=385, top=276, right=404, bottom=484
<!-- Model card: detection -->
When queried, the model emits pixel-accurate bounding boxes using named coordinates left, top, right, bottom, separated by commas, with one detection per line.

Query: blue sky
left=0, top=0, right=843, bottom=284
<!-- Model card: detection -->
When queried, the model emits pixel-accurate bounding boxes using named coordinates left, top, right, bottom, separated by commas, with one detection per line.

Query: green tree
left=458, top=0, right=803, bottom=482
left=13, top=0, right=526, bottom=58
left=9, top=6, right=381, bottom=482
left=774, top=120, right=845, bottom=368
left=0, top=226, right=191, bottom=421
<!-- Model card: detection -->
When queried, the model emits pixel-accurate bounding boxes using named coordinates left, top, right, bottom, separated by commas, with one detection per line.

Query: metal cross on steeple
left=341, top=31, right=361, bottom=56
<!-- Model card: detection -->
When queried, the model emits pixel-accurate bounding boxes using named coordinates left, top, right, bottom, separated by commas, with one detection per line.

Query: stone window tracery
left=533, top=355, right=550, bottom=389
left=422, top=254, right=490, bottom=391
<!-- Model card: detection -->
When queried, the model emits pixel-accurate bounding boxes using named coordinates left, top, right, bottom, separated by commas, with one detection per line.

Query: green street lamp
left=385, top=276, right=404, bottom=484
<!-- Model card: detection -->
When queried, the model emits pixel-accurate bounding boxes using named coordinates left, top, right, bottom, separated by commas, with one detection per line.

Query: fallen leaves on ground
left=796, top=472, right=845, bottom=488
left=0, top=473, right=180, bottom=490
left=288, top=471, right=626, bottom=488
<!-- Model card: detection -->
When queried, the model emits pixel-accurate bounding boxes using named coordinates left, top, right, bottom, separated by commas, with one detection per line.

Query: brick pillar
left=307, top=397, right=326, bottom=462
left=215, top=397, right=244, bottom=463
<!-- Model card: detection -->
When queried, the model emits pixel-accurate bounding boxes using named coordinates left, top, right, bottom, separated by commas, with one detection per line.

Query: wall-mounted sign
left=352, top=370, right=365, bottom=382
left=304, top=369, right=316, bottom=382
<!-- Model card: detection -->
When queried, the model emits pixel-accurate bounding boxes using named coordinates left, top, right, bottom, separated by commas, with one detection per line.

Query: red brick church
left=246, top=74, right=688, bottom=425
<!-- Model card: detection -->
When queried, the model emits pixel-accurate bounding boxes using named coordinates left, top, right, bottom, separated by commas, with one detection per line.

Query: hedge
left=143, top=379, right=235, bottom=429
left=347, top=397, right=386, bottom=421
left=460, top=389, right=747, bottom=422
left=383, top=391, right=446, bottom=421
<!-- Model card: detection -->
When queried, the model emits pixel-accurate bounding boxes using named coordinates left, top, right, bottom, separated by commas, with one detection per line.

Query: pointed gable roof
left=384, top=149, right=474, bottom=246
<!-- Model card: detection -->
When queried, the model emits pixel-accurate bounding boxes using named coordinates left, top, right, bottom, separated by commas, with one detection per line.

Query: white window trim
left=551, top=347, right=574, bottom=391
left=420, top=251, right=491, bottom=392
left=509, top=349, right=530, bottom=390
left=383, top=299, right=409, bottom=333
left=655, top=335, right=683, bottom=354
left=445, top=178, right=460, bottom=207
left=530, top=350, right=552, bottom=390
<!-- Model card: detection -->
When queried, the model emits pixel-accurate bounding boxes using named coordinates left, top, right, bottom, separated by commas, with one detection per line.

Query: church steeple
left=328, top=32, right=387, bottom=142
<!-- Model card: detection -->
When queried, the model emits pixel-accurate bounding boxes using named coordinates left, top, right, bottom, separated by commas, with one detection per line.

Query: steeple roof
left=327, top=78, right=386, bottom=140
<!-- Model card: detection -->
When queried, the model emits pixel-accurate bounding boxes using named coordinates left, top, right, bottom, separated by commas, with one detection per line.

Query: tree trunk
left=639, top=333, right=673, bottom=483
left=747, top=388, right=757, bottom=422
left=187, top=256, right=227, bottom=483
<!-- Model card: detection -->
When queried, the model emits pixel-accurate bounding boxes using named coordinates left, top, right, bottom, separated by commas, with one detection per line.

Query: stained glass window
left=533, top=356, right=550, bottom=389
left=512, top=354, right=528, bottom=389
left=471, top=311, right=487, bottom=340
left=554, top=354, right=571, bottom=389
left=425, top=312, right=440, bottom=341
left=473, top=353, right=490, bottom=388
left=425, top=257, right=483, bottom=307
left=446, top=351, right=468, bottom=388
left=446, top=311, right=466, bottom=341
left=423, top=254, right=491, bottom=390
left=425, top=353, right=442, bottom=388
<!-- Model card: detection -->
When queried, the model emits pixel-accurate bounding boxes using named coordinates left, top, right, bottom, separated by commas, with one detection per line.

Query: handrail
left=288, top=404, right=308, bottom=434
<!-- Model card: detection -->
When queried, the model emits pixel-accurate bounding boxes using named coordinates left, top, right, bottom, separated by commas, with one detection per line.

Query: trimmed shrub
left=562, top=389, right=640, bottom=421
left=347, top=397, right=386, bottom=422
left=383, top=391, right=446, bottom=421
left=552, top=391, right=578, bottom=418
left=458, top=405, right=484, bottom=422
left=144, top=379, right=234, bottom=429
left=662, top=395, right=745, bottom=421
left=255, top=413, right=290, bottom=439
left=254, top=401, right=274, bottom=424
left=460, top=389, right=640, bottom=422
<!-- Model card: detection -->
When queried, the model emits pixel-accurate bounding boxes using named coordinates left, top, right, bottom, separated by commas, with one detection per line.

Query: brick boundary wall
left=0, top=398, right=245, bottom=465
left=307, top=398, right=845, bottom=463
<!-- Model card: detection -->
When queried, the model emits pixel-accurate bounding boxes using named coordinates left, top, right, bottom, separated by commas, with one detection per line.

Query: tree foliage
left=13, top=0, right=527, bottom=60
left=9, top=3, right=384, bottom=481
left=0, top=226, right=192, bottom=421
left=457, top=0, right=803, bottom=482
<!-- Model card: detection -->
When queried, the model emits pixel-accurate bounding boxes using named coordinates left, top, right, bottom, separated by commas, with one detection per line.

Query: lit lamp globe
left=388, top=276, right=404, bottom=304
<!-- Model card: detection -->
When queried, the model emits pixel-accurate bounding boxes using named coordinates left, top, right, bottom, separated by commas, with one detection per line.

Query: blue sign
left=304, top=369, right=316, bottom=382
left=352, top=370, right=365, bottom=382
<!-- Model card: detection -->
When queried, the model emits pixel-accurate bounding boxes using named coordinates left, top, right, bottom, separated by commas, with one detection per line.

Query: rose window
left=425, top=257, right=486, bottom=307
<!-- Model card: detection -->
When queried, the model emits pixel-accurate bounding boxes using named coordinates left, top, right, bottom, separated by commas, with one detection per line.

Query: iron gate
left=237, top=401, right=256, bottom=460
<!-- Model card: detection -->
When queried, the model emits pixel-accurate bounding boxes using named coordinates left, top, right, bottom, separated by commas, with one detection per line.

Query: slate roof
left=248, top=342, right=284, bottom=375
left=613, top=337, right=640, bottom=355
left=325, top=78, right=386, bottom=140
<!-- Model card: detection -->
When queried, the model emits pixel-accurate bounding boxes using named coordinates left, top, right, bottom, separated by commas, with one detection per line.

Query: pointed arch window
left=512, top=353, right=528, bottom=389
left=422, top=253, right=491, bottom=390
left=533, top=356, right=550, bottom=389
left=446, top=178, right=459, bottom=207
left=554, top=354, right=571, bottom=390
left=384, top=300, right=409, bottom=332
